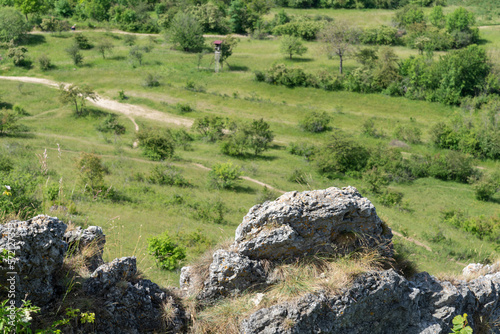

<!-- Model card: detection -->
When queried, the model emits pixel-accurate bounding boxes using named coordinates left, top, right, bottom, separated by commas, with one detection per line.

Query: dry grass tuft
left=64, top=239, right=104, bottom=278
left=188, top=249, right=388, bottom=334
left=161, top=300, right=178, bottom=328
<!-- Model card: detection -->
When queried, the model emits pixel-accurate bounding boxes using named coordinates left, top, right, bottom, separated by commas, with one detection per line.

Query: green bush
left=288, top=141, right=316, bottom=160
left=76, top=152, right=108, bottom=191
left=0, top=171, right=41, bottom=219
left=37, top=54, right=52, bottom=71
left=192, top=115, right=227, bottom=142
left=273, top=20, right=324, bottom=41
left=74, top=33, right=92, bottom=49
left=136, top=128, right=176, bottom=161
left=7, top=46, right=29, bottom=67
left=379, top=188, right=404, bottom=207
left=65, top=44, right=83, bottom=66
left=299, top=111, right=331, bottom=133
left=167, top=12, right=205, bottom=52
left=221, top=119, right=274, bottom=156
left=96, top=114, right=126, bottom=135
left=0, top=7, right=30, bottom=42
left=473, top=175, right=499, bottom=201
left=175, top=103, right=194, bottom=113
left=208, top=162, right=242, bottom=189
left=315, top=132, right=370, bottom=176
left=147, top=232, right=186, bottom=270
left=143, top=73, right=160, bottom=87
left=393, top=124, right=421, bottom=144
left=148, top=164, right=190, bottom=187
left=428, top=151, right=476, bottom=183
left=191, top=198, right=227, bottom=224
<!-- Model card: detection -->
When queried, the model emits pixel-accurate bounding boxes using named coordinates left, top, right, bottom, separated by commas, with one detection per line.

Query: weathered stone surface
left=64, top=225, right=106, bottom=271
left=198, top=250, right=267, bottom=301
left=85, top=256, right=187, bottom=333
left=0, top=215, right=67, bottom=306
left=234, top=186, right=392, bottom=261
left=240, top=269, right=500, bottom=334
left=83, top=256, right=137, bottom=294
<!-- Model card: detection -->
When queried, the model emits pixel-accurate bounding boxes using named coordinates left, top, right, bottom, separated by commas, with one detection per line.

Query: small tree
left=0, top=109, right=22, bottom=135
left=147, top=232, right=186, bottom=270
left=299, top=111, right=331, bottom=133
left=7, top=46, right=29, bottom=67
left=96, top=39, right=114, bottom=59
left=76, top=152, right=107, bottom=190
left=0, top=7, right=30, bottom=42
left=280, top=35, right=308, bottom=60
left=128, top=46, right=143, bottom=66
left=167, top=12, right=205, bottom=52
left=136, top=127, right=176, bottom=161
left=220, top=35, right=239, bottom=69
left=59, top=84, right=97, bottom=116
left=318, top=20, right=359, bottom=74
left=65, top=44, right=83, bottom=66
left=208, top=162, right=242, bottom=189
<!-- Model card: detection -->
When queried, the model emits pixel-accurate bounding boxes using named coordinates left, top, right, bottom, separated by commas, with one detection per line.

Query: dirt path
left=392, top=231, right=432, bottom=252
left=0, top=76, right=192, bottom=130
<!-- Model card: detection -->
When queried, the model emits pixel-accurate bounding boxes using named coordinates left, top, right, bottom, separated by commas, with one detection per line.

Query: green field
left=1, top=10, right=500, bottom=287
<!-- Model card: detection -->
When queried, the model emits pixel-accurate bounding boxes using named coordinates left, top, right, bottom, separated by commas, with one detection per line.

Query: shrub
left=208, top=162, right=242, bottom=189
left=288, top=168, right=308, bottom=184
left=192, top=115, right=226, bottom=142
left=362, top=118, right=383, bottom=138
left=128, top=46, right=143, bottom=66
left=148, top=164, right=190, bottom=187
left=175, top=103, right=194, bottom=113
left=147, top=232, right=186, bottom=270
left=428, top=151, right=476, bottom=183
left=37, top=54, right=52, bottom=71
left=221, top=119, right=274, bottom=156
left=288, top=142, right=316, bottom=160
left=65, top=44, right=83, bottom=66
left=76, top=152, right=108, bottom=190
left=280, top=35, right=308, bottom=59
left=7, top=46, right=29, bottom=67
left=0, top=171, right=41, bottom=219
left=95, top=114, right=125, bottom=136
left=363, top=167, right=389, bottom=193
left=393, top=124, right=421, bottom=144
left=315, top=132, right=370, bottom=176
left=0, top=7, right=30, bottom=42
left=136, top=128, right=176, bottom=161
left=191, top=198, right=227, bottom=224
left=167, top=12, right=205, bottom=52
left=123, top=34, right=137, bottom=46
left=473, top=175, right=499, bottom=201
left=74, top=33, right=92, bottom=49
left=299, top=111, right=331, bottom=133
left=143, top=73, right=160, bottom=87
left=379, top=188, right=404, bottom=207
left=273, top=20, right=324, bottom=41
left=96, top=39, right=114, bottom=59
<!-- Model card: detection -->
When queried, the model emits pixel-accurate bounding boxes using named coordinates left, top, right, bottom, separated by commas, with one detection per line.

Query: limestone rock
left=234, top=186, right=392, bottom=261
left=85, top=257, right=187, bottom=333
left=64, top=225, right=106, bottom=271
left=198, top=250, right=267, bottom=301
left=240, top=269, right=500, bottom=334
left=0, top=215, right=67, bottom=306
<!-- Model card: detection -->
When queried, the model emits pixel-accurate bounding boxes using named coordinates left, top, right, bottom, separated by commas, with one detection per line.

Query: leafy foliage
left=0, top=7, right=30, bottom=42
left=450, top=313, right=473, bottom=334
left=76, top=152, right=107, bottom=190
left=7, top=46, right=29, bottom=67
left=280, top=35, right=308, bottom=59
left=148, top=164, right=190, bottom=187
left=147, top=231, right=186, bottom=270
left=167, top=12, right=205, bottom=52
left=136, top=127, right=176, bottom=161
left=299, top=111, right=331, bottom=133
left=208, top=162, right=242, bottom=189
left=221, top=118, right=274, bottom=156
left=58, top=84, right=97, bottom=116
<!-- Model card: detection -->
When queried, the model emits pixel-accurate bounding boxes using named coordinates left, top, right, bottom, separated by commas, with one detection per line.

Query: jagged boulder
left=181, top=187, right=392, bottom=302
left=85, top=257, right=187, bottom=333
left=197, top=250, right=267, bottom=300
left=240, top=269, right=500, bottom=334
left=234, top=186, right=392, bottom=261
left=64, top=225, right=106, bottom=271
left=0, top=215, right=67, bottom=306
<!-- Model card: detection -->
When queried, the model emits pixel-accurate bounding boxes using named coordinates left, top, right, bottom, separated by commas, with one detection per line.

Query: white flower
left=21, top=309, right=32, bottom=323
left=4, top=185, right=11, bottom=190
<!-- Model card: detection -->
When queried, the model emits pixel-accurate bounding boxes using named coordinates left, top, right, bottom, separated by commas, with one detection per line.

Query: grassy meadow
left=1, top=13, right=500, bottom=287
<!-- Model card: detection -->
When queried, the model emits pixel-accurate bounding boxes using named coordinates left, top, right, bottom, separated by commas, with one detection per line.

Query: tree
left=318, top=20, right=359, bottom=74
left=59, top=84, right=97, bottom=116
left=65, top=44, right=84, bottom=66
left=429, top=6, right=445, bottom=29
left=219, top=35, right=239, bottom=69
left=0, top=7, right=30, bottom=42
left=167, top=12, right=205, bottom=52
left=0, top=109, right=22, bottom=135
left=208, top=162, right=242, bottom=189
left=128, top=46, right=143, bottom=66
left=96, top=39, right=114, bottom=59
left=280, top=35, right=308, bottom=60
left=136, top=127, right=176, bottom=161
left=221, top=119, right=274, bottom=156
left=7, top=46, right=29, bottom=67
left=76, top=152, right=107, bottom=190
left=14, top=0, right=47, bottom=21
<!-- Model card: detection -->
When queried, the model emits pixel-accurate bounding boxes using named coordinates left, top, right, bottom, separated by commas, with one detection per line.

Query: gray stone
left=64, top=225, right=106, bottom=271
left=240, top=269, right=500, bottom=334
left=0, top=215, right=67, bottom=306
left=234, top=186, right=392, bottom=261
left=85, top=256, right=187, bottom=333
left=198, top=250, right=267, bottom=301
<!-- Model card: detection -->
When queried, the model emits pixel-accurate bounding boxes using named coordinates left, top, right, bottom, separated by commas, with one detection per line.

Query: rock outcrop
left=241, top=269, right=500, bottom=334
left=64, top=225, right=106, bottom=271
left=0, top=215, right=187, bottom=333
left=0, top=215, right=67, bottom=306
left=181, top=186, right=392, bottom=302
left=84, top=257, right=187, bottom=334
